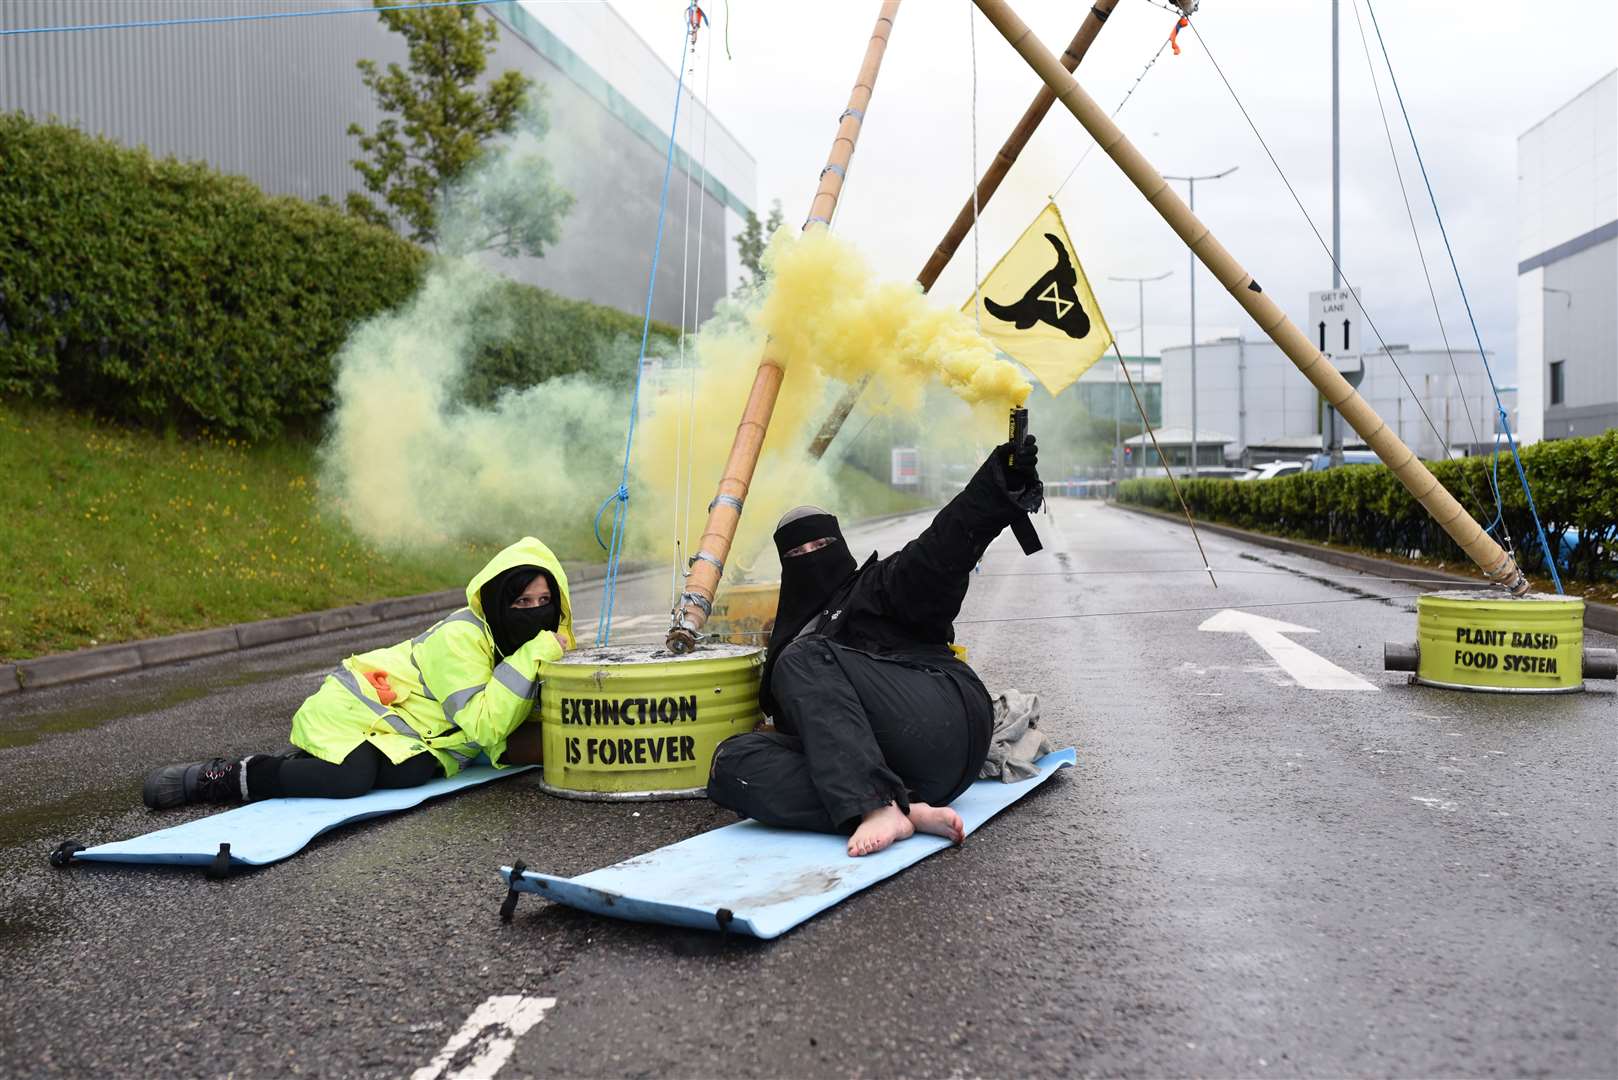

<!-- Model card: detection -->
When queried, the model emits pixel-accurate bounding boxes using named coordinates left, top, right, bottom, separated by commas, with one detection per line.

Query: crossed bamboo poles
left=667, top=0, right=1524, bottom=654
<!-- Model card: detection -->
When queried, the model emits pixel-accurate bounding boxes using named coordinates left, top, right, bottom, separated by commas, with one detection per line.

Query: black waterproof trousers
left=707, top=636, right=992, bottom=833
left=245, top=743, right=441, bottom=799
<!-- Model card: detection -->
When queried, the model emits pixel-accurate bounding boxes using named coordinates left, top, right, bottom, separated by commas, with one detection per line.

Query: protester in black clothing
left=707, top=436, right=1042, bottom=857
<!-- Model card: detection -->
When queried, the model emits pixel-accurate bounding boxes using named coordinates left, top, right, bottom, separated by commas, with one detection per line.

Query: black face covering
left=480, top=566, right=561, bottom=659
left=769, top=509, right=857, bottom=650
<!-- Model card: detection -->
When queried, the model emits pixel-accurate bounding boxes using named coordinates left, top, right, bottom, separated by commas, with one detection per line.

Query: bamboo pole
left=806, top=0, right=1121, bottom=461
left=971, top=0, right=1528, bottom=595
left=667, top=1, right=903, bottom=653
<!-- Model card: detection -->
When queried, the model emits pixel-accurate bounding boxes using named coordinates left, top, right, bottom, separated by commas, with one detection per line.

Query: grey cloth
left=979, top=689, right=1053, bottom=782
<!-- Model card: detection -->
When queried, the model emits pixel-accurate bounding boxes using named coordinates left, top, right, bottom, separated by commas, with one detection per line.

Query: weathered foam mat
left=56, top=766, right=534, bottom=874
left=499, top=748, right=1076, bottom=939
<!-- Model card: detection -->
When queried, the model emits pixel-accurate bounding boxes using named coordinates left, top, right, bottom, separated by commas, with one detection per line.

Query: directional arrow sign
left=1308, top=288, right=1362, bottom=358
left=1198, top=610, right=1378, bottom=691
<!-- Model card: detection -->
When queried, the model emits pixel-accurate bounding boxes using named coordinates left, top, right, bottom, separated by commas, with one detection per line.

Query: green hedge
left=0, top=112, right=676, bottom=438
left=1116, top=431, right=1618, bottom=582
left=453, top=278, right=668, bottom=407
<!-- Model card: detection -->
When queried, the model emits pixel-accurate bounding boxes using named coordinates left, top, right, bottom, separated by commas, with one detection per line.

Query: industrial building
left=0, top=0, right=755, bottom=327
left=1159, top=336, right=1515, bottom=467
left=1072, top=354, right=1162, bottom=427
left=1516, top=69, right=1617, bottom=443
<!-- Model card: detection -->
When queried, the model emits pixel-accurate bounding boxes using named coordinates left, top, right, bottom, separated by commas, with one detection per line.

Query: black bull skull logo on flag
left=982, top=233, right=1094, bottom=340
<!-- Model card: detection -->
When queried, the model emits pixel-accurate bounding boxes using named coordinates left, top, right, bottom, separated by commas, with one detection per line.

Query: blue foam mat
left=501, top=748, right=1075, bottom=939
left=75, top=765, right=534, bottom=868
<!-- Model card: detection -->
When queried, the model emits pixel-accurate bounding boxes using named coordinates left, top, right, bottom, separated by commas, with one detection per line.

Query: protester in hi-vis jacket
left=142, top=537, right=573, bottom=808
left=707, top=437, right=1042, bottom=857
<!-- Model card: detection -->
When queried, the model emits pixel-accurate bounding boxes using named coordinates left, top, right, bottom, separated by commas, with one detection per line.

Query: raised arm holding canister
left=708, top=436, right=1042, bottom=857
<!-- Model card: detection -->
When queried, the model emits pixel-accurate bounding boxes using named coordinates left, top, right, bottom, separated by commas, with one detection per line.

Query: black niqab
left=761, top=510, right=856, bottom=711
left=479, top=566, right=560, bottom=659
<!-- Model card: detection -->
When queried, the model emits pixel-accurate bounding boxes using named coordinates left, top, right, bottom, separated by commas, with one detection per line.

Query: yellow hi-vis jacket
left=290, top=537, right=575, bottom=775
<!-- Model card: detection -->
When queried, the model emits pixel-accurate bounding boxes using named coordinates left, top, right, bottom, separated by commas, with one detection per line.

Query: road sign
left=890, top=447, right=920, bottom=487
left=1308, top=288, right=1362, bottom=358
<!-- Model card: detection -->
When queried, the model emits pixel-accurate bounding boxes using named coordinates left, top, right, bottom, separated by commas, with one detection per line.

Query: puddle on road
left=0, top=904, right=58, bottom=953
left=0, top=779, right=138, bottom=852
left=0, top=668, right=288, bottom=751
left=1237, top=551, right=1415, bottom=607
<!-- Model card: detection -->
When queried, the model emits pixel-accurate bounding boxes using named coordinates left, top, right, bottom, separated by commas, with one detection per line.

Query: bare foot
left=908, top=802, right=965, bottom=845
left=847, top=802, right=914, bottom=857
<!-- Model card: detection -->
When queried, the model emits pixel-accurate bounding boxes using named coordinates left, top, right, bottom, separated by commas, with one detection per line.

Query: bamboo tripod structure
left=806, top=0, right=1122, bottom=460
left=971, top=0, right=1527, bottom=595
left=667, top=1, right=903, bottom=652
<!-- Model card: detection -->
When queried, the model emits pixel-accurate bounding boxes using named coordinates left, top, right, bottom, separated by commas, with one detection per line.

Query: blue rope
left=1363, top=0, right=1562, bottom=594
left=0, top=0, right=508, bottom=38
left=593, top=485, right=629, bottom=551
left=595, top=3, right=697, bottom=646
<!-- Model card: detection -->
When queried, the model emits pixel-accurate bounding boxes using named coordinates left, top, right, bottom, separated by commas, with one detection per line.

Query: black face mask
left=769, top=510, right=856, bottom=649
left=480, top=567, right=561, bottom=658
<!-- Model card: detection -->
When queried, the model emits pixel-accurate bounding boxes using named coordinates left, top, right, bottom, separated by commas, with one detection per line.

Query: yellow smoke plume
left=322, top=228, right=1025, bottom=578
left=759, top=226, right=1030, bottom=410
left=631, top=227, right=1028, bottom=578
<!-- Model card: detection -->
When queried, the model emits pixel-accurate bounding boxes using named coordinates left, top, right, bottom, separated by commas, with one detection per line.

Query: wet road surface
left=2, top=500, right=1613, bottom=1078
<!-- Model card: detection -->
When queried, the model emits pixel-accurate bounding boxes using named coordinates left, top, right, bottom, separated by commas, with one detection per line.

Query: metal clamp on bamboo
left=667, top=1, right=902, bottom=654
left=970, top=0, right=1528, bottom=596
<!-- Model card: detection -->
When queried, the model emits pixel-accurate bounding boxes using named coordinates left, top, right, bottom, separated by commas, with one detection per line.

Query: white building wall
left=1516, top=69, right=1618, bottom=442
left=1161, top=339, right=1320, bottom=456
left=527, top=1, right=754, bottom=227
left=528, top=2, right=755, bottom=296
left=1162, top=338, right=1498, bottom=462
left=1517, top=72, right=1616, bottom=260
left=1516, top=267, right=1545, bottom=444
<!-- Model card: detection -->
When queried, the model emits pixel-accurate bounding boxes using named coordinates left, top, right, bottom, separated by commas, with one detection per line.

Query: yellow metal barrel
left=706, top=581, right=779, bottom=645
left=706, top=580, right=970, bottom=661
left=1415, top=590, right=1584, bottom=693
left=538, top=642, right=763, bottom=799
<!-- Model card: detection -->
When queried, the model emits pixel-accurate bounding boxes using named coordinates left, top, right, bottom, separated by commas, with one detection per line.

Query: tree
left=734, top=198, right=785, bottom=290
left=346, top=1, right=570, bottom=255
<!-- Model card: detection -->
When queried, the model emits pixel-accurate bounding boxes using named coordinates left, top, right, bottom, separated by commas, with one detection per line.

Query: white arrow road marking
left=1198, top=609, right=1378, bottom=692
left=412, top=995, right=556, bottom=1080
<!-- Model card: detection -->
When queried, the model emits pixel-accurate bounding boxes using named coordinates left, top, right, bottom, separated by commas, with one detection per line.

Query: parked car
left=1239, top=460, right=1306, bottom=481
left=1301, top=451, right=1381, bottom=471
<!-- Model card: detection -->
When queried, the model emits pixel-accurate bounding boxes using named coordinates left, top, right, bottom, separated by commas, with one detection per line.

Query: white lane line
left=412, top=995, right=555, bottom=1080
left=1198, top=609, right=1379, bottom=692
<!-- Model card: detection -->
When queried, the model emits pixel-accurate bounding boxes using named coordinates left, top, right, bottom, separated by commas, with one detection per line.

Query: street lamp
left=1108, top=270, right=1172, bottom=480
left=1163, top=166, right=1237, bottom=476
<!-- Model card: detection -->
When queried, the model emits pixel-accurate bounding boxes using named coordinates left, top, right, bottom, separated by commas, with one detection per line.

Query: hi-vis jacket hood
left=466, top=536, right=576, bottom=651
left=288, top=537, right=575, bottom=776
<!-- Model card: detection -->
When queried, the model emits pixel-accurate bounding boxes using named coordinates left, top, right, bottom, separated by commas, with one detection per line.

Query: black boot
left=142, top=757, right=247, bottom=810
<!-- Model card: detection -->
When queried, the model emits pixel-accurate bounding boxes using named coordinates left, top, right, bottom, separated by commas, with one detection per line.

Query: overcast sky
left=603, top=0, right=1616, bottom=384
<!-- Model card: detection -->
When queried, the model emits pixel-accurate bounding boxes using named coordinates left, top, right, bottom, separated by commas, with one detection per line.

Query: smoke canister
left=538, top=642, right=763, bottom=799
left=1414, top=590, right=1584, bottom=693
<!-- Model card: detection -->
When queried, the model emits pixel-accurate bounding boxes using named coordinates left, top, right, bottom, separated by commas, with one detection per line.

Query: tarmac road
left=1, top=500, right=1613, bottom=1078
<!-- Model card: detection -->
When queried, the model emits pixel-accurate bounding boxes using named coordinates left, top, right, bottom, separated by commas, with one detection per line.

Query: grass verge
left=1, top=403, right=933, bottom=661
left=0, top=402, right=491, bottom=661
left=827, top=463, right=934, bottom=521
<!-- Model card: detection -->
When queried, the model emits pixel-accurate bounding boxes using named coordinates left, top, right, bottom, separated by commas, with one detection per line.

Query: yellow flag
left=963, top=202, right=1113, bottom=396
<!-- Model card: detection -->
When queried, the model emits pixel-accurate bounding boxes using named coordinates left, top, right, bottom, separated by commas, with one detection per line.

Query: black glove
left=1007, top=433, right=1040, bottom=487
